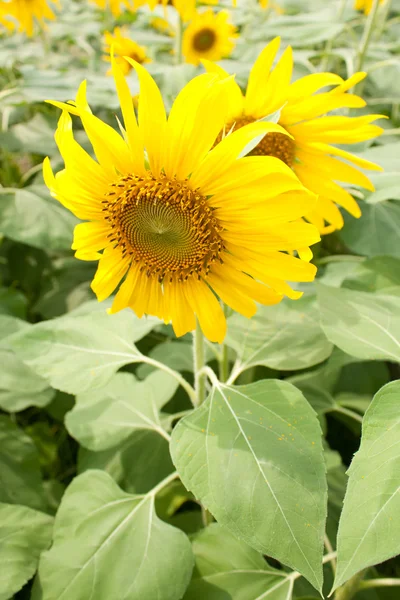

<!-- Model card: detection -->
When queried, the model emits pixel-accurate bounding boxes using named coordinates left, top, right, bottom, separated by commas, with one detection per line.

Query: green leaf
left=184, top=523, right=295, bottom=600
left=0, top=287, right=27, bottom=319
left=340, top=200, right=400, bottom=259
left=342, top=256, right=400, bottom=293
left=0, top=416, right=46, bottom=511
left=316, top=284, right=400, bottom=362
left=78, top=430, right=174, bottom=494
left=333, top=381, right=400, bottom=590
left=0, top=186, right=78, bottom=251
left=226, top=295, right=333, bottom=373
left=66, top=371, right=177, bottom=450
left=137, top=340, right=215, bottom=377
left=171, top=380, right=327, bottom=591
left=0, top=348, right=55, bottom=412
left=0, top=503, right=53, bottom=600
left=32, top=470, right=194, bottom=600
left=9, top=306, right=159, bottom=394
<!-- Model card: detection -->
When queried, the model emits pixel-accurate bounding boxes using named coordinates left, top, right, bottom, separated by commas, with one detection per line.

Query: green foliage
left=2, top=0, right=400, bottom=598
left=333, top=381, right=400, bottom=590
left=32, top=471, right=194, bottom=600
left=171, top=380, right=327, bottom=591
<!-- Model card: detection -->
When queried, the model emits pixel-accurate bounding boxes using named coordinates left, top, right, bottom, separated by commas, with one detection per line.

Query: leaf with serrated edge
left=226, top=296, right=333, bottom=372
left=171, top=379, right=327, bottom=592
left=9, top=308, right=159, bottom=394
left=184, top=523, right=295, bottom=600
left=32, top=470, right=194, bottom=600
left=332, top=381, right=400, bottom=590
left=66, top=371, right=177, bottom=450
left=316, top=284, right=400, bottom=363
left=0, top=503, right=53, bottom=600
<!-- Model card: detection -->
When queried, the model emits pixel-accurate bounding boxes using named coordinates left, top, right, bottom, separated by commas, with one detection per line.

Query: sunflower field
left=1, top=0, right=400, bottom=599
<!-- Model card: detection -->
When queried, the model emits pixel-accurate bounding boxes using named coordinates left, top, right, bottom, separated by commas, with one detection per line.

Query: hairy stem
left=140, top=356, right=196, bottom=406
left=356, top=0, right=381, bottom=73
left=194, top=320, right=206, bottom=406
left=333, top=405, right=364, bottom=424
left=359, top=577, right=400, bottom=590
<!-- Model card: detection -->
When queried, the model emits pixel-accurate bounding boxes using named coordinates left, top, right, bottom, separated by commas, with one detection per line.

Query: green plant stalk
left=194, top=320, right=206, bottom=406
left=355, top=0, right=381, bottom=73
left=219, top=305, right=230, bottom=382
left=320, top=0, right=348, bottom=71
left=175, top=16, right=184, bottom=65
left=334, top=570, right=367, bottom=600
left=359, top=578, right=400, bottom=590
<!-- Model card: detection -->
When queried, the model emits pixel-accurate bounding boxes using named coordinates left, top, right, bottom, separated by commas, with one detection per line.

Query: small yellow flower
left=354, top=0, right=384, bottom=14
left=183, top=9, right=237, bottom=66
left=205, top=37, right=384, bottom=234
left=91, top=0, right=133, bottom=17
left=2, top=0, right=58, bottom=36
left=150, top=15, right=174, bottom=35
left=104, top=27, right=151, bottom=75
left=44, top=58, right=319, bottom=342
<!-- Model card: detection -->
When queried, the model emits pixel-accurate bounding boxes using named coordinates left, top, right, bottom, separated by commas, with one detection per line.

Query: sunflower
left=354, top=0, right=384, bottom=14
left=3, top=0, right=58, bottom=36
left=183, top=9, right=237, bottom=66
left=104, top=27, right=151, bottom=75
left=134, top=0, right=196, bottom=22
left=0, top=3, right=15, bottom=31
left=91, top=0, right=133, bottom=17
left=44, top=58, right=319, bottom=342
left=205, top=37, right=384, bottom=233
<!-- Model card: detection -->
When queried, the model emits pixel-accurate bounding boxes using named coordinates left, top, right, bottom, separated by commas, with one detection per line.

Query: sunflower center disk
left=217, top=116, right=295, bottom=167
left=193, top=28, right=217, bottom=51
left=105, top=175, right=224, bottom=282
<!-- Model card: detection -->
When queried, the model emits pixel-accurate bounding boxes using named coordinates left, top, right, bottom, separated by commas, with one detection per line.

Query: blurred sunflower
left=134, top=0, right=195, bottom=21
left=206, top=37, right=384, bottom=233
left=183, top=9, right=237, bottom=66
left=104, top=27, right=151, bottom=75
left=3, top=0, right=58, bottom=36
left=354, top=0, right=384, bottom=14
left=44, top=58, right=319, bottom=342
left=0, top=3, right=15, bottom=31
left=91, top=0, right=133, bottom=17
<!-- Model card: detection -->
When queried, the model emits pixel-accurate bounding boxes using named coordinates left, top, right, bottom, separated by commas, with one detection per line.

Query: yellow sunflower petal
left=288, top=72, right=344, bottom=100
left=244, top=36, right=281, bottom=117
left=91, top=247, right=131, bottom=302
left=202, top=59, right=245, bottom=122
left=124, top=58, right=167, bottom=176
left=184, top=279, right=226, bottom=343
left=111, top=53, right=145, bottom=174
left=164, top=73, right=232, bottom=179
left=109, top=264, right=141, bottom=314
left=164, top=282, right=197, bottom=338
left=71, top=221, right=110, bottom=254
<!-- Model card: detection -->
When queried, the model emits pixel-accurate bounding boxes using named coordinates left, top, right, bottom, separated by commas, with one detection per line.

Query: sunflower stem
left=219, top=304, right=230, bottom=382
left=355, top=0, right=381, bottom=73
left=175, top=15, right=184, bottom=65
left=193, top=320, right=207, bottom=406
left=320, top=0, right=348, bottom=71
left=359, top=578, right=400, bottom=590
left=334, top=570, right=367, bottom=600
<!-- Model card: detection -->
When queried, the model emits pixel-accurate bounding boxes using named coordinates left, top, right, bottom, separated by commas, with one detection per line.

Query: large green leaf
left=66, top=371, right=177, bottom=450
left=0, top=287, right=27, bottom=319
left=225, top=295, right=333, bottom=373
left=9, top=307, right=159, bottom=394
left=340, top=199, right=400, bottom=259
left=0, top=348, right=54, bottom=412
left=0, top=416, right=46, bottom=511
left=333, top=381, right=400, bottom=590
left=0, top=186, right=78, bottom=251
left=0, top=503, right=53, bottom=600
left=78, top=430, right=174, bottom=494
left=316, top=284, right=400, bottom=362
left=171, top=380, right=327, bottom=592
left=32, top=470, right=194, bottom=600
left=184, top=524, right=295, bottom=600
